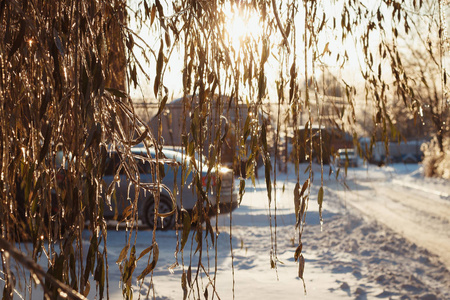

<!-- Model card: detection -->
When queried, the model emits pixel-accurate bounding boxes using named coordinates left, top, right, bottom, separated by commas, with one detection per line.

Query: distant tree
left=404, top=37, right=449, bottom=152
left=369, top=0, right=449, bottom=168
left=0, top=0, right=448, bottom=299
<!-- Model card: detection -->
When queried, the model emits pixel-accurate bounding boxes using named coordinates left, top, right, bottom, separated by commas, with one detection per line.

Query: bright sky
left=127, top=1, right=449, bottom=104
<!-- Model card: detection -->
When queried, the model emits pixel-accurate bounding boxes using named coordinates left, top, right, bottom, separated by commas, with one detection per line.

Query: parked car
left=337, top=148, right=358, bottom=168
left=102, top=145, right=238, bottom=229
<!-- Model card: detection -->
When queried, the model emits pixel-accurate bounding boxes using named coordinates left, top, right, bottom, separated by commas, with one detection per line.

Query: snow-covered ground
left=6, top=162, right=450, bottom=299
left=104, top=162, right=450, bottom=300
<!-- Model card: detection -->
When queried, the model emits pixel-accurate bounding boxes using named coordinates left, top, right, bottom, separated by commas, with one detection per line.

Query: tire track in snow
left=327, top=180, right=450, bottom=271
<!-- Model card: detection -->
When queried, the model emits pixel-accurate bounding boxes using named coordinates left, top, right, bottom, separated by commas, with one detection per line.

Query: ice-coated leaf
left=187, top=265, right=192, bottom=287
left=294, top=182, right=300, bottom=221
left=318, top=186, right=324, bottom=208
left=137, top=245, right=154, bottom=262
left=239, top=178, right=245, bottom=205
left=321, top=42, right=330, bottom=56
left=154, top=41, right=164, bottom=97
left=261, top=121, right=268, bottom=152
left=265, top=158, right=272, bottom=204
left=300, top=179, right=309, bottom=197
left=289, top=61, right=296, bottom=102
left=83, top=281, right=90, bottom=297
left=205, top=217, right=215, bottom=247
left=137, top=243, right=159, bottom=281
left=53, top=28, right=65, bottom=56
left=270, top=257, right=276, bottom=269
left=180, top=209, right=191, bottom=251
left=156, top=94, right=168, bottom=116
left=38, top=122, right=52, bottom=164
left=39, top=89, right=51, bottom=120
left=294, top=243, right=303, bottom=262
left=94, top=256, right=105, bottom=296
left=298, top=254, right=305, bottom=279
left=8, top=20, right=25, bottom=58
left=182, top=271, right=188, bottom=300
left=105, top=87, right=127, bottom=98
left=83, top=123, right=101, bottom=152
left=150, top=4, right=157, bottom=25
left=116, top=245, right=130, bottom=264
left=132, top=127, right=149, bottom=146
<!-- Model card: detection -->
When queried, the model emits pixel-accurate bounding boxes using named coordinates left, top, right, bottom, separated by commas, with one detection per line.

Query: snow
left=5, top=162, right=450, bottom=299
left=104, top=161, right=450, bottom=299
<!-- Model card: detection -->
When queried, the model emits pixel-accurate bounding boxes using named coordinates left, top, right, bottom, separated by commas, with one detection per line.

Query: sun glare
left=223, top=3, right=261, bottom=52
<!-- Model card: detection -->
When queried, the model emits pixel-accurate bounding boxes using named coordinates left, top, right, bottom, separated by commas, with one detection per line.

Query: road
left=327, top=174, right=450, bottom=270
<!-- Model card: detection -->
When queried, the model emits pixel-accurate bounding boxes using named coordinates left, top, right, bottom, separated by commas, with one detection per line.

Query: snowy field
left=6, top=162, right=450, bottom=299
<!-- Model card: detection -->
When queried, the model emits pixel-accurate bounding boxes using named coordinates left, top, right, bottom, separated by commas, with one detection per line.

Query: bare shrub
left=422, top=136, right=450, bottom=179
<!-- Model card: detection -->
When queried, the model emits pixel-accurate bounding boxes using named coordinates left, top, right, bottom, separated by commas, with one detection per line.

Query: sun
left=223, top=3, right=261, bottom=52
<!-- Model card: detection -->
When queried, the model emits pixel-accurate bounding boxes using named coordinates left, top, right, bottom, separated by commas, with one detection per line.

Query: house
left=148, top=94, right=270, bottom=175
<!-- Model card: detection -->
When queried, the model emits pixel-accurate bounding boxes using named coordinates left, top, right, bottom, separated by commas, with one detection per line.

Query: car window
left=104, top=147, right=186, bottom=177
left=55, top=150, right=71, bottom=169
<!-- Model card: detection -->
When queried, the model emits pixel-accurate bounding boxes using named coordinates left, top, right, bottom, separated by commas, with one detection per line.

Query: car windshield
left=339, top=149, right=355, bottom=157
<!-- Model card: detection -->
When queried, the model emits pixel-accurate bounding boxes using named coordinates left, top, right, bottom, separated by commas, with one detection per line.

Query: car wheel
left=143, top=195, right=176, bottom=230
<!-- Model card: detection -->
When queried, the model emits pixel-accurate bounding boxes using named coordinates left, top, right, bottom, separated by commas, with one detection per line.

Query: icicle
left=58, top=290, right=68, bottom=298
left=127, top=181, right=132, bottom=198
left=168, top=266, right=175, bottom=274
left=31, top=273, right=40, bottom=285
left=106, top=194, right=111, bottom=207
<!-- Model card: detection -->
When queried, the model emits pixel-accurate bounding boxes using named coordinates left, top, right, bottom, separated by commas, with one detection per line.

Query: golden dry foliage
left=0, top=1, right=153, bottom=299
left=0, top=0, right=448, bottom=299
